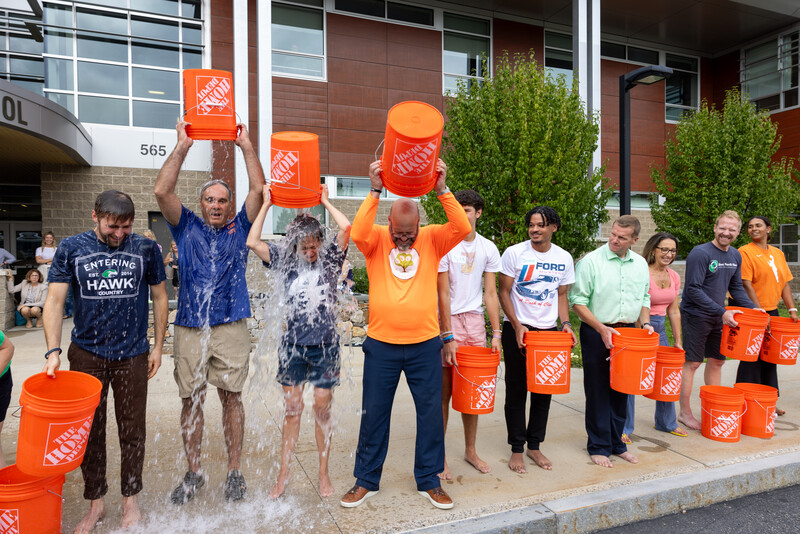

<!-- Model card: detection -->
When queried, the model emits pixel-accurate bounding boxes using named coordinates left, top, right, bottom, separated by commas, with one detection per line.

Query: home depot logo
left=472, top=376, right=496, bottom=410
left=710, top=410, right=740, bottom=439
left=640, top=358, right=656, bottom=391
left=271, top=149, right=300, bottom=186
left=745, top=331, right=764, bottom=356
left=43, top=416, right=93, bottom=466
left=659, top=368, right=682, bottom=396
left=391, top=139, right=438, bottom=177
left=780, top=336, right=799, bottom=361
left=195, top=76, right=231, bottom=116
left=535, top=350, right=568, bottom=386
left=0, top=509, right=19, bottom=534
left=766, top=406, right=777, bottom=434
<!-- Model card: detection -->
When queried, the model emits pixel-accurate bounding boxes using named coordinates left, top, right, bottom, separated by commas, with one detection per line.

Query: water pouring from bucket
left=183, top=69, right=238, bottom=140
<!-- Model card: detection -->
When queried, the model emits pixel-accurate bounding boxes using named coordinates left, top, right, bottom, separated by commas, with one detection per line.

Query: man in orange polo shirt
left=340, top=158, right=470, bottom=510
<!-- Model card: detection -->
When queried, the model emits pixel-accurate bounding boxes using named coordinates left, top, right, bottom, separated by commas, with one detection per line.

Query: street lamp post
left=619, top=65, right=673, bottom=215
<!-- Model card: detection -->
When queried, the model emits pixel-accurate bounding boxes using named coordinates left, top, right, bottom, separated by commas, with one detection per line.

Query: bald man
left=340, top=159, right=470, bottom=510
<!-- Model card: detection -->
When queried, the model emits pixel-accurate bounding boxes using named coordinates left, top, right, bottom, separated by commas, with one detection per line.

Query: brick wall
left=40, top=164, right=211, bottom=238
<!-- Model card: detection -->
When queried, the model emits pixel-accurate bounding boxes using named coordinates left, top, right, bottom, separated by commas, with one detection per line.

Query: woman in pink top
left=622, top=232, right=686, bottom=442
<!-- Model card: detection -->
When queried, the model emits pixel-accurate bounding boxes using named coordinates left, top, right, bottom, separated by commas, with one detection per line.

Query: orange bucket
left=380, top=101, right=443, bottom=197
left=17, top=371, right=102, bottom=477
left=720, top=306, right=769, bottom=361
left=451, top=347, right=500, bottom=415
left=270, top=131, right=322, bottom=209
left=609, top=328, right=659, bottom=395
left=760, top=316, right=800, bottom=365
left=734, top=382, right=778, bottom=439
left=700, top=385, right=745, bottom=442
left=523, top=331, right=572, bottom=394
left=644, top=346, right=685, bottom=402
left=0, top=465, right=65, bottom=534
left=183, top=69, right=237, bottom=140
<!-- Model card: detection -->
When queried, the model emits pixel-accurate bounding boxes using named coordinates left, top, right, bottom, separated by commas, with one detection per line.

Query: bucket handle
left=10, top=405, right=20, bottom=418
left=452, top=362, right=498, bottom=390
left=374, top=138, right=385, bottom=163
left=701, top=402, right=748, bottom=419
left=607, top=345, right=627, bottom=361
left=47, top=489, right=65, bottom=502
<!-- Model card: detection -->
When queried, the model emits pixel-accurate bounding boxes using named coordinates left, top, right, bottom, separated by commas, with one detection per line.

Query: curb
left=405, top=451, right=800, bottom=533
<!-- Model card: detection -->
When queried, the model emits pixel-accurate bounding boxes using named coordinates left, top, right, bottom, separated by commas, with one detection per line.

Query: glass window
left=443, top=14, right=490, bottom=94
left=387, top=2, right=433, bottom=26
left=335, top=0, right=384, bottom=18
left=46, top=92, right=75, bottom=114
left=44, top=4, right=74, bottom=55
left=545, top=31, right=571, bottom=51
left=272, top=204, right=325, bottom=234
left=544, top=31, right=573, bottom=86
left=137, top=0, right=179, bottom=17
left=182, top=0, right=203, bottom=19
left=772, top=224, right=799, bottom=263
left=183, top=46, right=202, bottom=69
left=132, top=67, right=179, bottom=99
left=12, top=77, right=43, bottom=95
left=628, top=46, right=659, bottom=64
left=45, top=58, right=73, bottom=90
left=132, top=17, right=179, bottom=67
left=78, top=95, right=128, bottom=125
left=9, top=34, right=42, bottom=54
left=272, top=52, right=324, bottom=78
left=78, top=61, right=128, bottom=95
left=272, top=2, right=324, bottom=78
left=133, top=100, right=180, bottom=128
left=443, top=13, right=490, bottom=35
left=183, top=24, right=201, bottom=45
left=9, top=56, right=43, bottom=77
left=665, top=53, right=699, bottom=122
left=336, top=177, right=372, bottom=198
left=601, top=41, right=625, bottom=60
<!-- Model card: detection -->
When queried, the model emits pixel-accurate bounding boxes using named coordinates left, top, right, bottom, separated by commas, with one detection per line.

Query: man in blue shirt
left=155, top=121, right=264, bottom=504
left=678, top=210, right=754, bottom=431
left=42, top=190, right=167, bottom=533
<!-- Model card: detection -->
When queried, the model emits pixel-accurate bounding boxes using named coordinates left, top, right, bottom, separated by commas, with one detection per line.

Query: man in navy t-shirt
left=678, top=210, right=754, bottom=431
left=43, top=190, right=167, bottom=533
left=155, top=121, right=264, bottom=504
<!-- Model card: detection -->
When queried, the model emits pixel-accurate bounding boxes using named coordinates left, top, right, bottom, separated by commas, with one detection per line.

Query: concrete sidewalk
left=3, top=323, right=800, bottom=533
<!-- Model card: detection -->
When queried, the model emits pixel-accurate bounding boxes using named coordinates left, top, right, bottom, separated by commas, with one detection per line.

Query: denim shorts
left=278, top=343, right=341, bottom=389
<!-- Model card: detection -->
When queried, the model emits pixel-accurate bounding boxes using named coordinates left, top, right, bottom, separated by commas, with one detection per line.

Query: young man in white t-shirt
left=499, top=206, right=575, bottom=473
left=437, top=190, right=502, bottom=480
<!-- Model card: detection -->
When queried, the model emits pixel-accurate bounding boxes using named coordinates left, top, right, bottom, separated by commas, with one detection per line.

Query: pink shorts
left=442, top=312, right=487, bottom=367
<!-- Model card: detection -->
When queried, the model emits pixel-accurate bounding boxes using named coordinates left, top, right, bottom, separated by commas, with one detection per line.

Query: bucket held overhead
left=270, top=131, right=322, bottom=209
left=183, top=69, right=238, bottom=140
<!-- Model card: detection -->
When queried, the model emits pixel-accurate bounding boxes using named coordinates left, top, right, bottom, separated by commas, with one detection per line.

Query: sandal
left=170, top=471, right=204, bottom=505
left=621, top=433, right=632, bottom=444
left=669, top=427, right=688, bottom=437
left=224, top=469, right=247, bottom=501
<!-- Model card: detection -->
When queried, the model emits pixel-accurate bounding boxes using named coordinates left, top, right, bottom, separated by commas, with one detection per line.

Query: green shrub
left=353, top=266, right=369, bottom=294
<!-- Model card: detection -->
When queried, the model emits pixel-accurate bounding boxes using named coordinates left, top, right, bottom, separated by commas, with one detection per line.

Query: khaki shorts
left=174, top=319, right=250, bottom=398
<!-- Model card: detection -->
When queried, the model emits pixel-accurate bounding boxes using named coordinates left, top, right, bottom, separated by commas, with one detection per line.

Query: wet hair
left=613, top=215, right=641, bottom=238
left=454, top=189, right=484, bottom=212
left=524, top=206, right=561, bottom=231
left=715, top=210, right=741, bottom=228
left=94, top=190, right=134, bottom=222
left=200, top=179, right=233, bottom=202
left=642, top=232, right=678, bottom=265
left=26, top=268, right=43, bottom=282
left=41, top=231, right=56, bottom=247
left=285, top=214, right=324, bottom=258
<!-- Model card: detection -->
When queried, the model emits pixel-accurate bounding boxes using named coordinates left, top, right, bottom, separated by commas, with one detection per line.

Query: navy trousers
left=581, top=323, right=630, bottom=457
left=354, top=335, right=444, bottom=492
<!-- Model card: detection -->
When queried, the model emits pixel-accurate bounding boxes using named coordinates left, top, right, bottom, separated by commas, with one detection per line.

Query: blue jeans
left=354, top=336, right=444, bottom=492
left=623, top=315, right=679, bottom=434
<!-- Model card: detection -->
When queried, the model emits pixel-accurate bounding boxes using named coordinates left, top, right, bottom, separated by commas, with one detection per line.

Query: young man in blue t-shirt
left=155, top=121, right=264, bottom=504
left=43, top=190, right=168, bottom=533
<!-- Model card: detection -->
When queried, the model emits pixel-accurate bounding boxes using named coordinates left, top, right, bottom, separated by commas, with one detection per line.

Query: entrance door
left=148, top=212, right=175, bottom=299
left=0, top=222, right=42, bottom=283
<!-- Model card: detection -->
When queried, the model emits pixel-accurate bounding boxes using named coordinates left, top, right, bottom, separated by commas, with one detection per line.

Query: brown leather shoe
left=340, top=484, right=378, bottom=508
left=418, top=487, right=454, bottom=509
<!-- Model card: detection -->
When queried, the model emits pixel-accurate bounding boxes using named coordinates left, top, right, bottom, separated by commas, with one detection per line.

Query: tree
left=420, top=51, right=611, bottom=258
left=650, top=87, right=800, bottom=256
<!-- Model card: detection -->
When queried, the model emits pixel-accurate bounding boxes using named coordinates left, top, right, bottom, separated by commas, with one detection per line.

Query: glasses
left=657, top=247, right=677, bottom=255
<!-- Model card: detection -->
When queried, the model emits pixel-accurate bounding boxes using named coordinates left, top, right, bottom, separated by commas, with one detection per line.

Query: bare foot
left=465, top=451, right=491, bottom=474
left=25, top=322, right=32, bottom=329
left=269, top=471, right=290, bottom=499
left=508, top=452, right=527, bottom=474
left=526, top=449, right=552, bottom=470
left=616, top=451, right=638, bottom=464
left=677, top=413, right=702, bottom=431
left=319, top=471, right=334, bottom=498
left=438, top=458, right=452, bottom=480
left=121, top=495, right=141, bottom=529
left=777, top=407, right=786, bottom=416
left=74, top=499, right=104, bottom=534
left=590, top=454, right=613, bottom=468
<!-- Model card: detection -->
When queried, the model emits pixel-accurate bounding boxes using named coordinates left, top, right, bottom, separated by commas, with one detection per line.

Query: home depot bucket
left=644, top=346, right=685, bottom=402
left=0, top=465, right=65, bottom=534
left=699, top=385, right=745, bottom=443
left=734, top=382, right=778, bottom=439
left=609, top=328, right=659, bottom=395
left=183, top=69, right=237, bottom=140
left=451, top=347, right=500, bottom=415
left=270, top=131, right=322, bottom=208
left=720, top=306, right=769, bottom=361
left=380, top=101, right=443, bottom=197
left=523, top=330, right=572, bottom=394
left=760, top=316, right=800, bottom=365
left=16, top=371, right=102, bottom=477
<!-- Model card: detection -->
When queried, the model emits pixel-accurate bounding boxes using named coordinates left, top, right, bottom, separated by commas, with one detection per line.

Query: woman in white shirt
left=35, top=232, right=57, bottom=280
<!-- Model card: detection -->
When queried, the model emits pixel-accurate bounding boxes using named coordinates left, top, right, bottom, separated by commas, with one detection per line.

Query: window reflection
left=78, top=61, right=128, bottom=96
left=133, top=67, right=179, bottom=100
left=79, top=95, right=128, bottom=125
left=133, top=100, right=180, bottom=128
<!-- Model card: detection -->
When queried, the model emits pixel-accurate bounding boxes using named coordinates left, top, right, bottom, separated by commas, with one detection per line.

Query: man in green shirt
left=569, top=215, right=654, bottom=468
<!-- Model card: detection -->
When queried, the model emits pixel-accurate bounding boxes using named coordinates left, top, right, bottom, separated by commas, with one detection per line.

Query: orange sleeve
left=739, top=244, right=754, bottom=281
left=351, top=194, right=383, bottom=257
left=430, top=192, right=471, bottom=256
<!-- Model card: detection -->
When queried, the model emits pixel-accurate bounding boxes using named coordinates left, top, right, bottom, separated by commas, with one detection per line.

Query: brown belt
left=604, top=322, right=631, bottom=329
